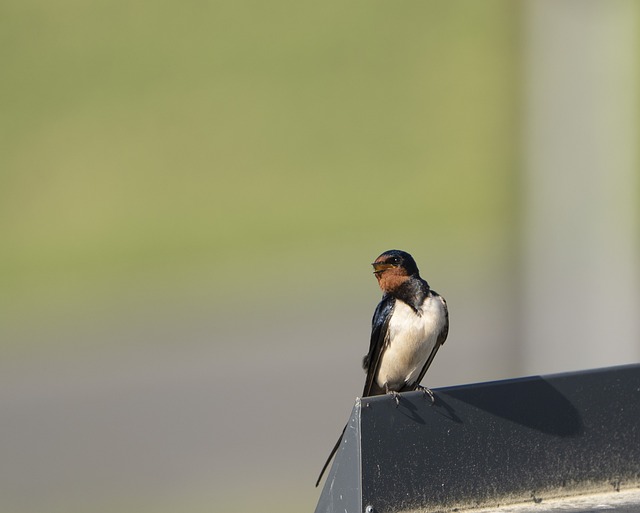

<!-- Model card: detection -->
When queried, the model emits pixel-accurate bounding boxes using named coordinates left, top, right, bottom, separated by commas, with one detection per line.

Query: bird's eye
left=390, top=257, right=400, bottom=265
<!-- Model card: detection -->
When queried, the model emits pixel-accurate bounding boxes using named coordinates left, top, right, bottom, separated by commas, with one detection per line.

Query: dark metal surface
left=315, top=364, right=640, bottom=513
left=315, top=405, right=362, bottom=513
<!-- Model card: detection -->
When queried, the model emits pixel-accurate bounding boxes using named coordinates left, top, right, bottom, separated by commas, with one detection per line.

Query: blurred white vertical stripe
left=522, top=0, right=640, bottom=374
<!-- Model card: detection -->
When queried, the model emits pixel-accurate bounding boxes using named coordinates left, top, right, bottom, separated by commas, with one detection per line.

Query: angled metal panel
left=314, top=398, right=362, bottom=513
left=316, top=364, right=640, bottom=513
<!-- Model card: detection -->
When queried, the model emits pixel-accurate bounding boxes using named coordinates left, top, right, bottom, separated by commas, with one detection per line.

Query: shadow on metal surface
left=438, top=375, right=583, bottom=436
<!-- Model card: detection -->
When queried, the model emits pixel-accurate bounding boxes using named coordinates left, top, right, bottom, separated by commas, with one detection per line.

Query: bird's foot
left=385, top=386, right=401, bottom=407
left=415, top=384, right=435, bottom=404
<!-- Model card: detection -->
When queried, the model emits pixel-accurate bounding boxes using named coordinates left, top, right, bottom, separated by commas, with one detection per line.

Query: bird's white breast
left=375, top=296, right=446, bottom=391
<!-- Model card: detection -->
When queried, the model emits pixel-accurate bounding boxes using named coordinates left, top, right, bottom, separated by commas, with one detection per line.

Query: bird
left=315, top=249, right=449, bottom=488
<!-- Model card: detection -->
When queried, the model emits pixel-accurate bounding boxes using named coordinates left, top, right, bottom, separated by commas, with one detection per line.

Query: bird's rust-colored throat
left=372, top=263, right=410, bottom=293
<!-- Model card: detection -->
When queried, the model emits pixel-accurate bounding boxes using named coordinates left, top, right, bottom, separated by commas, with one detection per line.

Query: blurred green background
left=1, top=1, right=637, bottom=513
left=0, top=0, right=517, bottom=336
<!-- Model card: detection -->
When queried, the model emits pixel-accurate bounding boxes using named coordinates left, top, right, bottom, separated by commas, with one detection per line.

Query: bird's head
left=372, top=249, right=420, bottom=292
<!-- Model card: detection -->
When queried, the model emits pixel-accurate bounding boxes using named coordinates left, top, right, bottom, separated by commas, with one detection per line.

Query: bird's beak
left=372, top=262, right=395, bottom=274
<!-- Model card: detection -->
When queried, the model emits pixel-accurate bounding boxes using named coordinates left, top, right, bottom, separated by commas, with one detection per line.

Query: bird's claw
left=415, top=384, right=435, bottom=404
left=385, top=387, right=401, bottom=407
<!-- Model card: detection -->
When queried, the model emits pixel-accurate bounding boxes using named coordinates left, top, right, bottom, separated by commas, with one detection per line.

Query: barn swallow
left=315, top=249, right=449, bottom=487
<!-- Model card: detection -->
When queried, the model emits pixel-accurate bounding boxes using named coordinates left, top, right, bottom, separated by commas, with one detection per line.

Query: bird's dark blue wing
left=413, top=290, right=449, bottom=389
left=362, top=294, right=395, bottom=397
left=316, top=295, right=394, bottom=488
